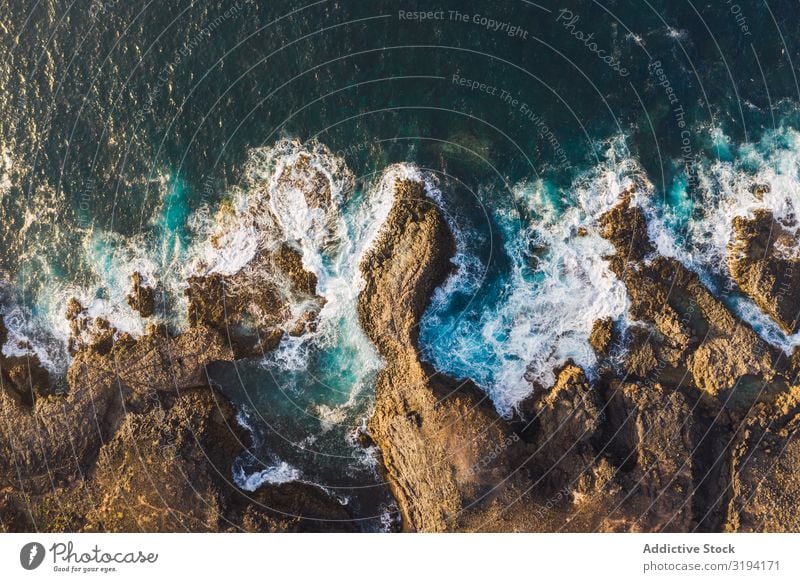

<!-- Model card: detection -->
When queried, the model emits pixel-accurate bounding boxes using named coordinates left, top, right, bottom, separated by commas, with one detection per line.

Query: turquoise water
left=2, top=0, right=800, bottom=528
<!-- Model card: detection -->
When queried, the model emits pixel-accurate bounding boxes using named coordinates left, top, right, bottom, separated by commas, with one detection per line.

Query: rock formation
left=3, top=173, right=800, bottom=533
left=598, top=193, right=778, bottom=399
left=0, top=283, right=352, bottom=533
left=358, top=177, right=532, bottom=531
left=186, top=243, right=322, bottom=357
left=125, top=272, right=158, bottom=318
left=728, top=209, right=800, bottom=334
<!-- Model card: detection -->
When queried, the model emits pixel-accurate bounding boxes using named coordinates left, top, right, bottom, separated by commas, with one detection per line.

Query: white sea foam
left=492, top=148, right=633, bottom=413
left=214, top=148, right=434, bottom=490
left=234, top=460, right=302, bottom=492
left=642, top=126, right=800, bottom=351
left=0, top=143, right=12, bottom=193
left=423, top=139, right=637, bottom=416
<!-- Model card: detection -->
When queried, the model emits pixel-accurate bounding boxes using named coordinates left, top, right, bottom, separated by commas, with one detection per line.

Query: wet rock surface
left=125, top=272, right=158, bottom=318
left=186, top=243, right=322, bottom=358
left=358, top=178, right=530, bottom=531
left=356, top=188, right=800, bottom=532
left=599, top=195, right=778, bottom=398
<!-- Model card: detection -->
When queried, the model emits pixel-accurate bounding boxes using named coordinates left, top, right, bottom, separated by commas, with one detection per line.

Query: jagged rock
left=589, top=317, right=614, bottom=357
left=0, top=355, right=51, bottom=406
left=271, top=244, right=318, bottom=296
left=0, top=362, right=119, bottom=494
left=0, top=382, right=357, bottom=532
left=79, top=386, right=246, bottom=532
left=359, top=177, right=527, bottom=532
left=599, top=191, right=653, bottom=262
left=69, top=324, right=235, bottom=398
left=728, top=210, right=800, bottom=334
left=623, top=326, right=660, bottom=379
left=526, top=365, right=604, bottom=497
left=186, top=244, right=322, bottom=357
left=125, top=271, right=157, bottom=318
left=599, top=197, right=777, bottom=399
left=0, top=317, right=51, bottom=406
left=598, top=381, right=694, bottom=532
left=236, top=481, right=358, bottom=533
left=1, top=316, right=353, bottom=531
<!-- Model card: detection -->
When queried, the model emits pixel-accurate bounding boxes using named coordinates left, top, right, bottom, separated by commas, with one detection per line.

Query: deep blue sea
left=2, top=0, right=800, bottom=529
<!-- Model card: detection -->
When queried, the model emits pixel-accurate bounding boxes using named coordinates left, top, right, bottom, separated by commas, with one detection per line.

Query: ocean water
left=2, top=0, right=799, bottom=527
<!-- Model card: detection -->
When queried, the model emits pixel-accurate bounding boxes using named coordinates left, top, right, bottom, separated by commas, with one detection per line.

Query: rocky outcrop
left=728, top=209, right=800, bottom=335
left=0, top=319, right=233, bottom=495
left=186, top=243, right=322, bottom=357
left=5, top=172, right=800, bottom=533
left=589, top=318, right=614, bottom=357
left=599, top=194, right=778, bottom=399
left=0, top=317, right=52, bottom=406
left=514, top=366, right=695, bottom=532
left=1, top=285, right=351, bottom=532
left=0, top=380, right=357, bottom=532
left=724, top=387, right=800, bottom=532
left=359, top=177, right=531, bottom=531
left=355, top=180, right=780, bottom=533
left=125, top=272, right=157, bottom=318
left=598, top=380, right=695, bottom=531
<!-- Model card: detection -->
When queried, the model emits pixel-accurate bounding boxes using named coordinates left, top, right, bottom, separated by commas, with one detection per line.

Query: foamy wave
left=186, top=138, right=355, bottom=280
left=422, top=139, right=635, bottom=416
left=234, top=459, right=302, bottom=492
left=643, top=126, right=800, bottom=350
left=0, top=303, right=63, bottom=371
left=0, top=143, right=13, bottom=193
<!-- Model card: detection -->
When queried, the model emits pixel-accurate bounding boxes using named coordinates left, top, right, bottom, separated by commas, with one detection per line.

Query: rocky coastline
left=2, top=175, right=800, bottom=532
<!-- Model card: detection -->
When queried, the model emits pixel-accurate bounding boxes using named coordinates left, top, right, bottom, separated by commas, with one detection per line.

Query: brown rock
left=527, top=365, right=603, bottom=497
left=0, top=317, right=51, bottom=406
left=599, top=198, right=776, bottom=399
left=725, top=387, right=800, bottom=531
left=185, top=245, right=323, bottom=358
left=125, top=271, right=157, bottom=318
left=589, top=317, right=614, bottom=357
left=599, top=381, right=695, bottom=532
left=728, top=210, right=800, bottom=334
left=359, top=177, right=527, bottom=531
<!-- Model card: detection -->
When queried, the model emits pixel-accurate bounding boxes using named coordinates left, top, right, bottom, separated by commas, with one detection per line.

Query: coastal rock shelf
left=2, top=172, right=800, bottom=532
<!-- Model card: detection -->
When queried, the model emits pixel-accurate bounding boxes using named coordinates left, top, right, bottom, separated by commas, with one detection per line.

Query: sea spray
left=642, top=125, right=800, bottom=352
left=221, top=146, right=431, bottom=493
left=420, top=139, right=636, bottom=416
